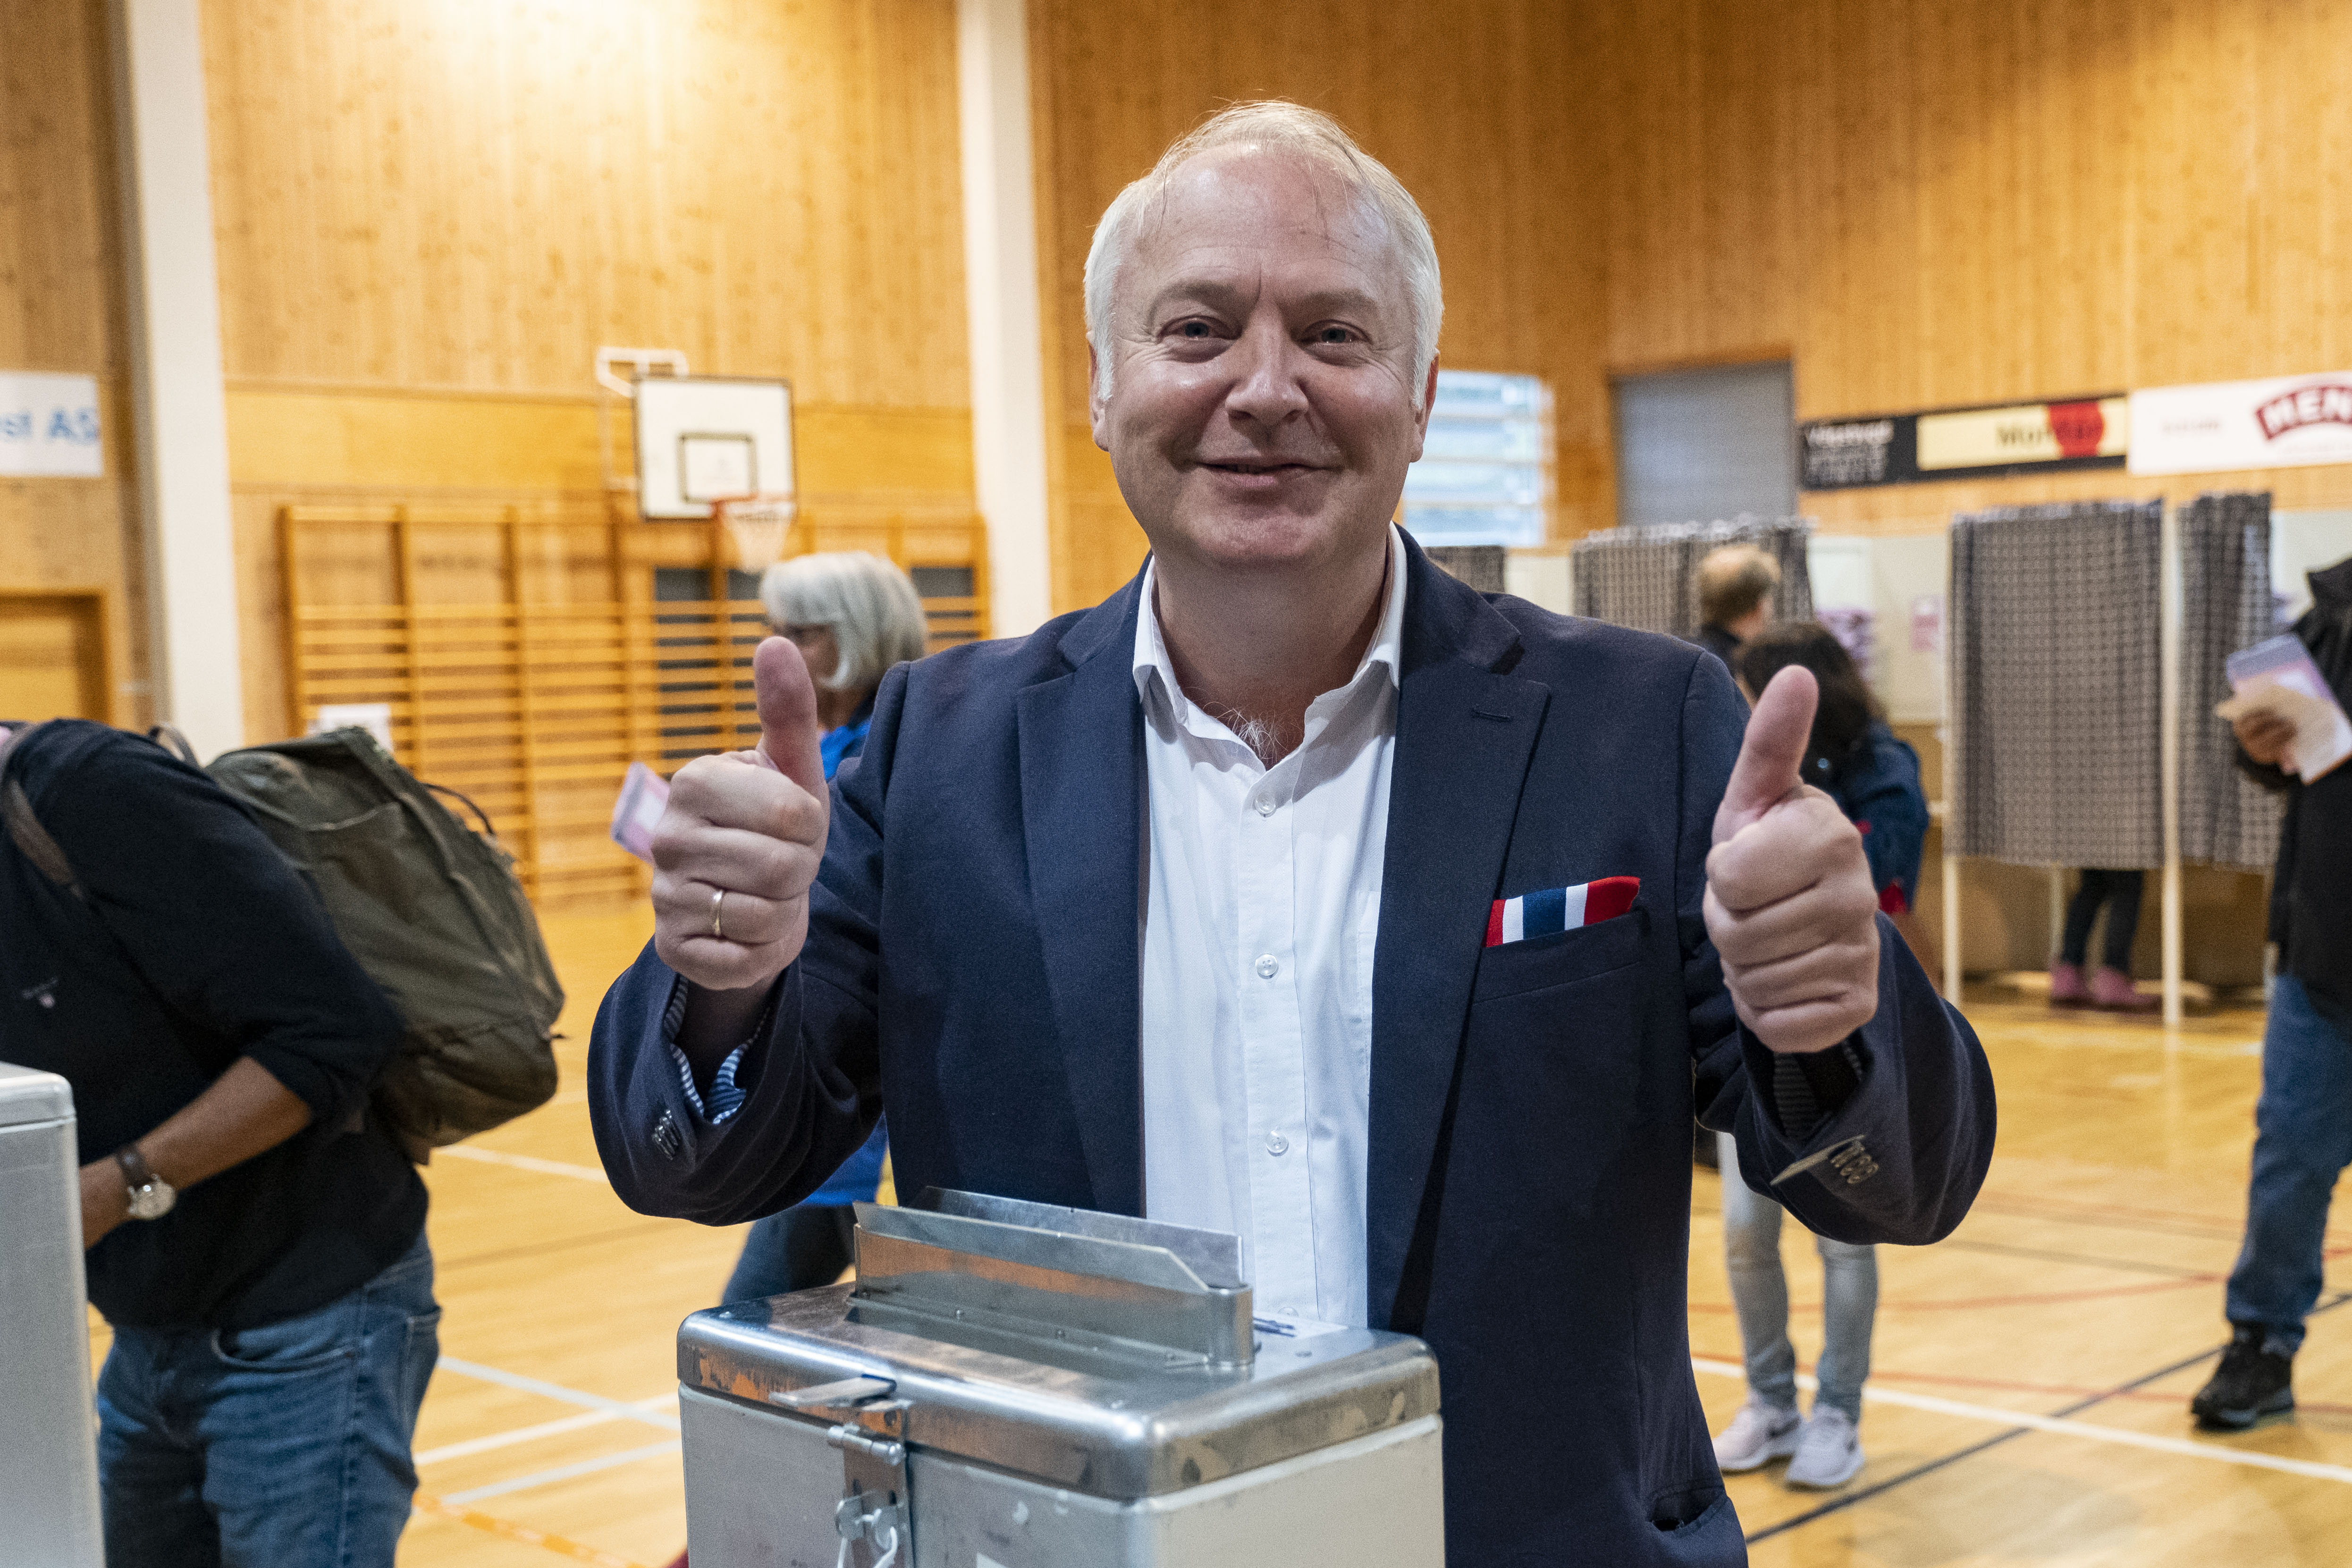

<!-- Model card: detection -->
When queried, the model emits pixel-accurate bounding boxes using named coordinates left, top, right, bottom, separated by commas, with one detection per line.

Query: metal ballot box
left=677, top=1191, right=1444, bottom=1568
left=0, top=1062, right=104, bottom=1568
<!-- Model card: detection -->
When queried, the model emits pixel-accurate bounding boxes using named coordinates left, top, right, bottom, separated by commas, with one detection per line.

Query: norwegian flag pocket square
left=1485, top=876, right=1640, bottom=947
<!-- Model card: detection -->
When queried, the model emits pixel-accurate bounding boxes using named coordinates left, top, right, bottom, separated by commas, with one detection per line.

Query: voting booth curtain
left=2179, top=492, right=2285, bottom=870
left=1949, top=500, right=2165, bottom=869
left=1570, top=517, right=1814, bottom=637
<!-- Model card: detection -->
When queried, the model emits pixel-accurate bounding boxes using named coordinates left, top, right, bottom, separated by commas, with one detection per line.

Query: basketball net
left=712, top=493, right=797, bottom=573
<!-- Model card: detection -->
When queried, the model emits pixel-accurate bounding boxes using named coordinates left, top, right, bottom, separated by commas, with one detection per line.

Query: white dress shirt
left=1134, top=526, right=1408, bottom=1327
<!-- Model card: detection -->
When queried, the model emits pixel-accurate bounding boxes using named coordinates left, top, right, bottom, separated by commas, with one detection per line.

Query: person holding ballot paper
left=587, top=101, right=1993, bottom=1562
left=2193, top=555, right=2352, bottom=1433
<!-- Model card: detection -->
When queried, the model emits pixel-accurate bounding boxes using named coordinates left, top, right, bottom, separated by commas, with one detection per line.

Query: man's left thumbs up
left=1705, top=666, right=1881, bottom=1055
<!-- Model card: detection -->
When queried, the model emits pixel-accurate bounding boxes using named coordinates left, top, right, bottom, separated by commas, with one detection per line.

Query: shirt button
left=1255, top=954, right=1280, bottom=979
left=1265, top=1131, right=1290, bottom=1155
left=1255, top=796, right=1276, bottom=817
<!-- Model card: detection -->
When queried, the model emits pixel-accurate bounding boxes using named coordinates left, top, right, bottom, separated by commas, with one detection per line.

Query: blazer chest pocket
left=1472, top=902, right=1650, bottom=1003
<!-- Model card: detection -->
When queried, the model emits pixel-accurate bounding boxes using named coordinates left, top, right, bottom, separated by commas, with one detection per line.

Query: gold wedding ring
left=710, top=887, right=727, bottom=941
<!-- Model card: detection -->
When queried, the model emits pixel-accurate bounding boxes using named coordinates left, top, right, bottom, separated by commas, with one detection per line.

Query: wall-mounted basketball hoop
left=595, top=346, right=691, bottom=398
left=711, top=493, right=798, bottom=573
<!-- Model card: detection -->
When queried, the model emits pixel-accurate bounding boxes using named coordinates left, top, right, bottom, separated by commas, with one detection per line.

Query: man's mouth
left=1199, top=459, right=1325, bottom=475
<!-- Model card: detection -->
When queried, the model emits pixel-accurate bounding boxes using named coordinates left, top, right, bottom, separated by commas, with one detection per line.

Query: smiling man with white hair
left=590, top=101, right=1994, bottom=1562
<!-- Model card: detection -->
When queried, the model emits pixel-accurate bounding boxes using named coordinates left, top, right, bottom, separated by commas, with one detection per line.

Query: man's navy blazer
left=589, top=537, right=1995, bottom=1565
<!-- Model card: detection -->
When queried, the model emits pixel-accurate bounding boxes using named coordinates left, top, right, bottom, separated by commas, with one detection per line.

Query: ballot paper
left=610, top=761, right=671, bottom=860
left=2218, top=634, right=2352, bottom=782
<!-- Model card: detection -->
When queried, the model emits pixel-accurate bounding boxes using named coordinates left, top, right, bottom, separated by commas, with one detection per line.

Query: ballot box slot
left=851, top=1198, right=1255, bottom=1369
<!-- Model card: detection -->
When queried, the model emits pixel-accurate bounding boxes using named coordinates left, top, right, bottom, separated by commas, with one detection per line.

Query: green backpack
left=5, top=723, right=563, bottom=1158
left=197, top=727, right=565, bottom=1160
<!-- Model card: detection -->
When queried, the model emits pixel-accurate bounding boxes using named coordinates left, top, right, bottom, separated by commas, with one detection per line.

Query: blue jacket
left=808, top=697, right=885, bottom=1206
left=588, top=538, right=1994, bottom=1563
left=1820, top=719, right=1929, bottom=911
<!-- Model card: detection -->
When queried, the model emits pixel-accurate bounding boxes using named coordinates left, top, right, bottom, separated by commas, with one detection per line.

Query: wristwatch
left=114, top=1144, right=177, bottom=1221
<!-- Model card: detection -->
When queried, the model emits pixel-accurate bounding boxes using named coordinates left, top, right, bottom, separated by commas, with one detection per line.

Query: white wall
left=2272, top=510, right=2352, bottom=622
left=1808, top=533, right=1948, bottom=723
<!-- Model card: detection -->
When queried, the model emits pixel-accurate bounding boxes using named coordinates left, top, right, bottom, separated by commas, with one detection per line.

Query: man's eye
left=1313, top=326, right=1357, bottom=345
left=1177, top=321, right=1214, bottom=339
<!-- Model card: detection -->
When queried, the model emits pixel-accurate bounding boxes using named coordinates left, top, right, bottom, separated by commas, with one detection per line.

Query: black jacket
left=2239, top=557, right=2352, bottom=1023
left=1690, top=622, right=1742, bottom=672
left=0, top=722, right=422, bottom=1329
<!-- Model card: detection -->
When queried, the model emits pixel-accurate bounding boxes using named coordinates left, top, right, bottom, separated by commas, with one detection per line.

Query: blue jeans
left=2226, top=977, right=2352, bottom=1353
left=96, top=1233, right=439, bottom=1568
left=1719, top=1132, right=1878, bottom=1421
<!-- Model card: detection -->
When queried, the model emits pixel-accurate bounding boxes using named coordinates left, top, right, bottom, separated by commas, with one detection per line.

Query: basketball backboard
left=633, top=376, right=794, bottom=520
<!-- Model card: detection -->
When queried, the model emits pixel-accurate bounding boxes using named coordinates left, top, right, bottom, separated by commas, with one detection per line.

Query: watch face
left=126, top=1182, right=176, bottom=1221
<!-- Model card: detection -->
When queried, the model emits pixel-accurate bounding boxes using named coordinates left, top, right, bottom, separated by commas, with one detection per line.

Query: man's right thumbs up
left=651, top=636, right=834, bottom=1032
left=753, top=634, right=830, bottom=797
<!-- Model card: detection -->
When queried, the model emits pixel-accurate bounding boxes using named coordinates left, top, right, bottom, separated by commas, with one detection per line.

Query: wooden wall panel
left=201, top=0, right=982, bottom=742
left=1589, top=0, right=2352, bottom=530
left=202, top=0, right=969, bottom=406
left=1029, top=0, right=2352, bottom=573
left=0, top=0, right=149, bottom=725
left=1026, top=0, right=1606, bottom=613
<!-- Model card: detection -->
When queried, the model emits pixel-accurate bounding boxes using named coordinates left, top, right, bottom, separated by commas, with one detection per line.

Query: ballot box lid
left=0, top=1062, right=74, bottom=1127
left=677, top=1194, right=1440, bottom=1501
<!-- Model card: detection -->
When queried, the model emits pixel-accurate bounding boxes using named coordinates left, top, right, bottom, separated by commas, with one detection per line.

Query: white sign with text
left=2130, top=371, right=2352, bottom=476
left=0, top=371, right=103, bottom=477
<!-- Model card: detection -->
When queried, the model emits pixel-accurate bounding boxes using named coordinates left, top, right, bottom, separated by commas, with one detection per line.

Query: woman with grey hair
left=719, top=551, right=928, bottom=1303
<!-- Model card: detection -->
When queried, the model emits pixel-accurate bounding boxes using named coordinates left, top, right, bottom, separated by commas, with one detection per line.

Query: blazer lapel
left=1366, top=544, right=1548, bottom=1328
left=1015, top=578, right=1148, bottom=1216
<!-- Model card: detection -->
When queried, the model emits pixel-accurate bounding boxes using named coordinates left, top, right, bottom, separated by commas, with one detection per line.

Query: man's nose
left=1221, top=316, right=1310, bottom=428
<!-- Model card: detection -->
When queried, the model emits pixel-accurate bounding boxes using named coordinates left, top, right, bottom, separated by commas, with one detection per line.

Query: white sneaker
left=1712, top=1398, right=1801, bottom=1472
left=1783, top=1405, right=1864, bottom=1489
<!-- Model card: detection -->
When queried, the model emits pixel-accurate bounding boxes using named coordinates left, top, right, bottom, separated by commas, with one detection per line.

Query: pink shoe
left=2092, top=967, right=2156, bottom=1010
left=2048, top=962, right=2090, bottom=1006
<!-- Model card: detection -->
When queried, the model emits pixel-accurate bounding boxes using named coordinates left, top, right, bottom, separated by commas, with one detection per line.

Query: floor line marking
left=1700, top=1359, right=2352, bottom=1487
left=1689, top=1350, right=2352, bottom=1417
left=437, top=1144, right=612, bottom=1183
left=412, top=1491, right=650, bottom=1568
left=438, top=1440, right=684, bottom=1506
left=435, top=1357, right=681, bottom=1431
left=417, top=1395, right=677, bottom=1466
left=1713, top=1290, right=2352, bottom=1544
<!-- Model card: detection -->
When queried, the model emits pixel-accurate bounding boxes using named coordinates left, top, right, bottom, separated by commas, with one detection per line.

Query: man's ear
left=1406, top=352, right=1442, bottom=461
left=1087, top=338, right=1112, bottom=450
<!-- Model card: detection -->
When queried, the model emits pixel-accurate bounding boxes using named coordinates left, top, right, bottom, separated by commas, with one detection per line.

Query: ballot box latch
left=770, top=1374, right=911, bottom=1567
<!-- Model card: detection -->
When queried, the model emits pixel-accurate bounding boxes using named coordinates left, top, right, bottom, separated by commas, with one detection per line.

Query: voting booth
left=0, top=1062, right=104, bottom=1568
left=677, top=1191, right=1445, bottom=1567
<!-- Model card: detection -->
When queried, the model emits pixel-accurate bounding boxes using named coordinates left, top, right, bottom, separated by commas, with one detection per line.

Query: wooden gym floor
left=88, top=908, right=2352, bottom=1566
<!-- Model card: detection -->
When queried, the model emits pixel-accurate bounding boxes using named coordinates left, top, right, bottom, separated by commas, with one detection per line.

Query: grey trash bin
left=0, top=1062, right=105, bottom=1568
left=678, top=1190, right=1445, bottom=1568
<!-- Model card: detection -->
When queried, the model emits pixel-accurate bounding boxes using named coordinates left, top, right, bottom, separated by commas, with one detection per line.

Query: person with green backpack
left=0, top=716, right=561, bottom=1568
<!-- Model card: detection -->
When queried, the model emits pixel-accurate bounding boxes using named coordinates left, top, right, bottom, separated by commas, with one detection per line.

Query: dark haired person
left=2192, top=554, right=2352, bottom=1432
left=0, top=720, right=431, bottom=1567
left=1738, top=623, right=1930, bottom=941
left=1708, top=623, right=1930, bottom=1489
left=1690, top=543, right=1782, bottom=669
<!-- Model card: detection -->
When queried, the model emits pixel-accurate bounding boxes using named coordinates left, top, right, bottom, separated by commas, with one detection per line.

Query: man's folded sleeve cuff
left=1770, top=1037, right=1869, bottom=1140
left=657, top=973, right=771, bottom=1126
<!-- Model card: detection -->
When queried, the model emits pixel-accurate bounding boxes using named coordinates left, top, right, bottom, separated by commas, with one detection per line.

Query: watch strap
left=114, top=1142, right=160, bottom=1193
